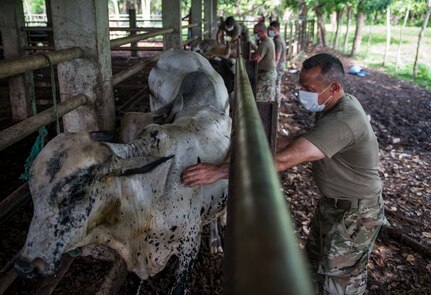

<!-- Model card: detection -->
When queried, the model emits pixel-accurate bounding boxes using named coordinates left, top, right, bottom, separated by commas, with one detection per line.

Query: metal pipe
left=109, top=27, right=160, bottom=32
left=110, top=28, right=174, bottom=48
left=181, top=35, right=198, bottom=46
left=110, top=46, right=163, bottom=52
left=23, top=46, right=55, bottom=51
left=21, top=26, right=53, bottom=31
left=181, top=23, right=199, bottom=29
left=223, top=54, right=313, bottom=294
left=0, top=47, right=83, bottom=79
left=0, top=183, right=30, bottom=224
left=112, top=55, right=159, bottom=86
left=0, top=94, right=87, bottom=152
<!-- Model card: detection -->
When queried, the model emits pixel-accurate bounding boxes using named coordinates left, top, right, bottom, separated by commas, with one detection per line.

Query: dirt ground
left=0, top=47, right=430, bottom=294
left=277, top=48, right=431, bottom=294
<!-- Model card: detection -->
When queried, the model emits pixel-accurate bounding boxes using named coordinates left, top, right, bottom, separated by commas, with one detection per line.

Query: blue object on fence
left=348, top=65, right=366, bottom=77
left=20, top=128, right=48, bottom=181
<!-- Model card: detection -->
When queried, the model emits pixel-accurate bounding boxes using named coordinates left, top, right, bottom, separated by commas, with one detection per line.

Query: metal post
left=129, top=7, right=137, bottom=57
left=224, top=52, right=313, bottom=295
left=162, top=0, right=182, bottom=50
left=204, top=0, right=212, bottom=39
left=191, top=0, right=202, bottom=47
left=212, top=0, right=218, bottom=38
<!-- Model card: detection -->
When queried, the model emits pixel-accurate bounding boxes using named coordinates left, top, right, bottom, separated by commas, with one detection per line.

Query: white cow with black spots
left=14, top=49, right=231, bottom=294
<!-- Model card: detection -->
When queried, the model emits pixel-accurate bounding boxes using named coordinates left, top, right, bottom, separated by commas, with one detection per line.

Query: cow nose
left=14, top=257, right=47, bottom=280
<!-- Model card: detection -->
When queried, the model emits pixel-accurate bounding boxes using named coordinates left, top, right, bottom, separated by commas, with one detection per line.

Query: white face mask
left=268, top=30, right=275, bottom=37
left=225, top=25, right=234, bottom=32
left=254, top=33, right=260, bottom=41
left=298, top=84, right=333, bottom=112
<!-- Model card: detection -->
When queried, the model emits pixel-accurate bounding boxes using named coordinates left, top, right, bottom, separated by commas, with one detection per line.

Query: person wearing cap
left=268, top=21, right=286, bottom=107
left=181, top=53, right=386, bottom=295
left=252, top=22, right=276, bottom=102
left=216, top=16, right=241, bottom=45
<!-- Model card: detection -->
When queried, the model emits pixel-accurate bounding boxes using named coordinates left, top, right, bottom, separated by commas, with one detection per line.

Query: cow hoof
left=210, top=239, right=224, bottom=255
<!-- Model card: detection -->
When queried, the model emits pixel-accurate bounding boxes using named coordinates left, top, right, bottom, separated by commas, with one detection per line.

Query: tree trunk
left=333, top=8, right=344, bottom=49
left=413, top=0, right=431, bottom=77
left=112, top=0, right=120, bottom=17
left=141, top=0, right=150, bottom=23
left=383, top=7, right=391, bottom=66
left=343, top=6, right=352, bottom=53
left=351, top=12, right=365, bottom=57
left=366, top=12, right=376, bottom=56
left=395, top=4, right=410, bottom=71
left=121, top=0, right=127, bottom=14
left=315, top=8, right=326, bottom=47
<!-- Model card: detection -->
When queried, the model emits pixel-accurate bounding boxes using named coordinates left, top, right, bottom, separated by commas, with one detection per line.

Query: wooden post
left=45, top=0, right=55, bottom=47
left=191, top=0, right=202, bottom=47
left=162, top=0, right=182, bottom=50
left=0, top=0, right=32, bottom=121
left=129, top=7, right=137, bottom=57
left=50, top=0, right=115, bottom=132
left=204, top=0, right=212, bottom=38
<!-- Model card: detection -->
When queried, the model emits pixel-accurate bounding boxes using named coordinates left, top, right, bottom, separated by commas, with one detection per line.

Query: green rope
left=39, top=53, right=61, bottom=135
left=20, top=53, right=61, bottom=180
left=20, top=128, right=48, bottom=180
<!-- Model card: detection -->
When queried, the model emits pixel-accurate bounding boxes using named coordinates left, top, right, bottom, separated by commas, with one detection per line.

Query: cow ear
left=109, top=155, right=174, bottom=176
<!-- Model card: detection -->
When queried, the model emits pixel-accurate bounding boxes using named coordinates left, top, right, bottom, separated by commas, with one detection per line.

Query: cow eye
left=70, top=191, right=85, bottom=202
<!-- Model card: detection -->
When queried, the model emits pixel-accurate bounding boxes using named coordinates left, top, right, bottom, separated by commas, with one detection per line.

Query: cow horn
left=109, top=155, right=174, bottom=176
left=89, top=131, right=115, bottom=142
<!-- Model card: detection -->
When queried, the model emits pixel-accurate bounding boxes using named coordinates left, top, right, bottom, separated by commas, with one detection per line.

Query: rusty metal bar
left=112, top=55, right=159, bottom=86
left=182, top=35, right=198, bottom=46
left=110, top=28, right=174, bottom=48
left=182, top=22, right=199, bottom=29
left=21, top=26, right=53, bottom=31
left=35, top=255, right=75, bottom=295
left=0, top=47, right=83, bottom=79
left=0, top=269, right=18, bottom=295
left=223, top=52, right=313, bottom=294
left=110, top=46, right=163, bottom=51
left=0, top=94, right=87, bottom=152
left=0, top=183, right=30, bottom=224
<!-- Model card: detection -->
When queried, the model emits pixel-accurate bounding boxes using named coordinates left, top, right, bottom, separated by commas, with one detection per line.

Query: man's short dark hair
left=302, top=53, right=345, bottom=85
left=254, top=22, right=267, bottom=32
left=225, top=16, right=235, bottom=26
left=269, top=21, right=280, bottom=29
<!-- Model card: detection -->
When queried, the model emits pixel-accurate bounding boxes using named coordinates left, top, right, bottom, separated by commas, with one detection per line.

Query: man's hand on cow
left=181, top=163, right=229, bottom=187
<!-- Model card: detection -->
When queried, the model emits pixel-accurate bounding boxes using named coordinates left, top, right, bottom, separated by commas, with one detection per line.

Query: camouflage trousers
left=275, top=67, right=285, bottom=107
left=256, top=68, right=276, bottom=102
left=305, top=195, right=386, bottom=295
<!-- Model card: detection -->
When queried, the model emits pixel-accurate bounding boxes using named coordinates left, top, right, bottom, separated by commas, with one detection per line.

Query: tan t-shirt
left=302, top=94, right=382, bottom=200
left=256, top=37, right=275, bottom=72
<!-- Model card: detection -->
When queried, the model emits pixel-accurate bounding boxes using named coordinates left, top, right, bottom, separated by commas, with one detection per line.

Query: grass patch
left=324, top=24, right=431, bottom=91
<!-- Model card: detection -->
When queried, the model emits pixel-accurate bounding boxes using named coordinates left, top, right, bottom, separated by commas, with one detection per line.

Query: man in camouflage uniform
left=252, top=22, right=276, bottom=102
left=181, top=53, right=386, bottom=294
left=268, top=20, right=286, bottom=107
left=276, top=53, right=386, bottom=294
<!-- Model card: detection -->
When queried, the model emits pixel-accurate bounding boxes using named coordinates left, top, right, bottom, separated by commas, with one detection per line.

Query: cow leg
left=210, top=219, right=223, bottom=255
left=170, top=235, right=200, bottom=295
left=125, top=272, right=143, bottom=295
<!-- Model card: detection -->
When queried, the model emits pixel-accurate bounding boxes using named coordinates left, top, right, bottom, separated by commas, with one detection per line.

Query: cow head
left=14, top=132, right=172, bottom=279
